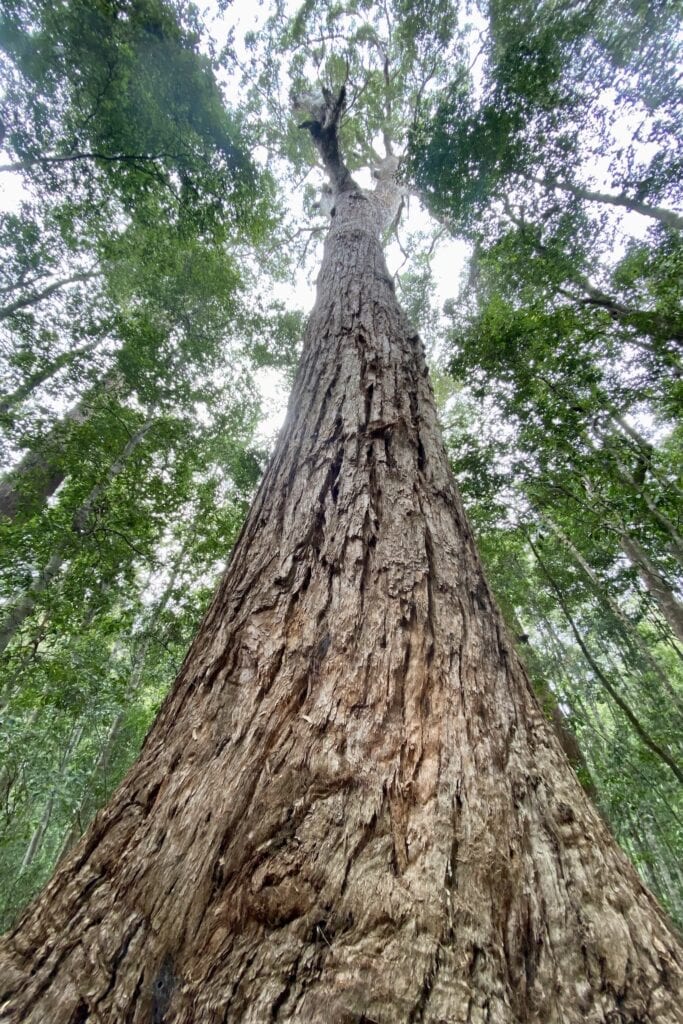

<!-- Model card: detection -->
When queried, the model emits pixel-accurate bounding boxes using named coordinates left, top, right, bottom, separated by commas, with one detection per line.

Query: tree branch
left=0, top=270, right=99, bottom=321
left=292, top=85, right=355, bottom=194
left=531, top=174, right=683, bottom=231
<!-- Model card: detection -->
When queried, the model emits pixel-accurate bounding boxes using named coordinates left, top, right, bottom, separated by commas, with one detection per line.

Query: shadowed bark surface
left=0, top=104, right=681, bottom=1023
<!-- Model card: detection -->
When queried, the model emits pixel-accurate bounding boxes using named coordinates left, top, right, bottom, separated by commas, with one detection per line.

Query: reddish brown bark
left=0, top=101, right=681, bottom=1023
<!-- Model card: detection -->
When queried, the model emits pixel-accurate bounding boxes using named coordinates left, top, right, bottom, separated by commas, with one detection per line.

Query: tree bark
left=1, top=103, right=681, bottom=1023
left=501, top=599, right=598, bottom=800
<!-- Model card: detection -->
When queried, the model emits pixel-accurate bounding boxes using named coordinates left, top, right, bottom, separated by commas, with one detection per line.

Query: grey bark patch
left=151, top=955, right=175, bottom=1023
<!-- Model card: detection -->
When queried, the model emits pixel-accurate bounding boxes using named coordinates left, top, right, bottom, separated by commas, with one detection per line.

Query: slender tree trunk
left=619, top=533, right=683, bottom=646
left=0, top=453, right=71, bottom=523
left=19, top=725, right=84, bottom=874
left=0, top=708, right=38, bottom=811
left=502, top=204, right=683, bottom=354
left=575, top=474, right=683, bottom=644
left=0, top=372, right=121, bottom=522
left=0, top=270, right=98, bottom=321
left=576, top=431, right=683, bottom=567
left=55, top=716, right=126, bottom=864
left=605, top=412, right=683, bottom=501
left=18, top=796, right=55, bottom=875
left=1, top=101, right=681, bottom=1022
left=535, top=610, right=683, bottom=838
left=537, top=614, right=682, bottom=824
left=0, top=418, right=154, bottom=657
left=0, top=340, right=101, bottom=417
left=0, top=552, right=66, bottom=659
left=541, top=515, right=683, bottom=712
left=57, top=541, right=191, bottom=862
left=529, top=537, right=683, bottom=783
left=611, top=458, right=683, bottom=564
left=642, top=820, right=683, bottom=925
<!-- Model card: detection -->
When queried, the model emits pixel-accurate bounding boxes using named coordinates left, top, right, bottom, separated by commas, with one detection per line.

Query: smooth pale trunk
left=0, top=181, right=681, bottom=1023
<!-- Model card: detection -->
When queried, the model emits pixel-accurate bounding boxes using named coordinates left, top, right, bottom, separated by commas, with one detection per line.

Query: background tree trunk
left=534, top=175, right=683, bottom=230
left=0, top=339, right=101, bottom=417
left=0, top=371, right=121, bottom=523
left=0, top=417, right=154, bottom=659
left=620, top=533, right=683, bottom=646
left=0, top=167, right=681, bottom=1022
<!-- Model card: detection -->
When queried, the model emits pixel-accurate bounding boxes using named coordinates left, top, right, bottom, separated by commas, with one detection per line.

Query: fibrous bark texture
left=1, top=169, right=681, bottom=1023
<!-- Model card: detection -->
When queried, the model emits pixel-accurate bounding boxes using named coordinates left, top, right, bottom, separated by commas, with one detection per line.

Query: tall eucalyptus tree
left=1, top=0, right=681, bottom=1016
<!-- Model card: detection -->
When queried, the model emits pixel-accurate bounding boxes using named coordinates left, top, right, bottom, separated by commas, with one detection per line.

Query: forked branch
left=292, top=85, right=356, bottom=194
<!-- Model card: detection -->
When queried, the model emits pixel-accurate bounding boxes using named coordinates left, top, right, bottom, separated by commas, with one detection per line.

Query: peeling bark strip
left=1, top=90, right=682, bottom=1024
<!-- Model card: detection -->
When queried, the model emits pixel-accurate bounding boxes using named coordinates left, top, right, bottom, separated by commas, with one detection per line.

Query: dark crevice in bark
left=221, top=947, right=260, bottom=1021
left=16, top=937, right=82, bottom=1006
left=270, top=952, right=302, bottom=1021
left=67, top=1000, right=89, bottom=1024
left=364, top=382, right=374, bottom=427
left=339, top=813, right=379, bottom=898
left=407, top=385, right=426, bottom=474
left=408, top=945, right=442, bottom=1023
left=446, top=796, right=462, bottom=892
left=95, top=918, right=145, bottom=1009
left=130, top=969, right=145, bottom=1014
left=263, top=646, right=286, bottom=694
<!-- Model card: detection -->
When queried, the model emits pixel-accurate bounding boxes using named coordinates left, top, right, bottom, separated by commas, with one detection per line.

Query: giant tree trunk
left=1, top=99, right=681, bottom=1023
